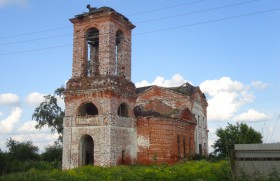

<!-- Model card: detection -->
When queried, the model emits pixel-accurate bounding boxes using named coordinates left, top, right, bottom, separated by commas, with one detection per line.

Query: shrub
left=0, top=160, right=232, bottom=181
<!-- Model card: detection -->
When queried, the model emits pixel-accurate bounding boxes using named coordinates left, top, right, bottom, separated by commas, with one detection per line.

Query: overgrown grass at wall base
left=0, top=160, right=231, bottom=181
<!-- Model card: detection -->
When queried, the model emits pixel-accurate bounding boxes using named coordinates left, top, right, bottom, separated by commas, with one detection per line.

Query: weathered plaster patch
left=137, top=135, right=150, bottom=150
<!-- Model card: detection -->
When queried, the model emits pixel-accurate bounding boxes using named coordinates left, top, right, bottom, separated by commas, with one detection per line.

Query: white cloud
left=0, top=139, right=6, bottom=151
left=0, top=0, right=28, bottom=7
left=135, top=80, right=151, bottom=87
left=0, top=112, right=3, bottom=117
left=135, top=74, right=189, bottom=88
left=12, top=132, right=58, bottom=144
left=200, top=77, right=254, bottom=121
left=9, top=132, right=59, bottom=152
left=26, top=92, right=45, bottom=107
left=0, top=107, right=22, bottom=134
left=0, top=93, right=19, bottom=106
left=136, top=75, right=268, bottom=124
left=16, top=120, right=38, bottom=133
left=207, top=126, right=219, bottom=153
left=26, top=92, right=65, bottom=109
left=207, top=127, right=216, bottom=134
left=56, top=96, right=65, bottom=110
left=200, top=77, right=244, bottom=96
left=251, top=81, right=269, bottom=89
left=16, top=120, right=52, bottom=134
left=208, top=139, right=215, bottom=151
left=233, top=109, right=271, bottom=122
left=0, top=120, right=58, bottom=152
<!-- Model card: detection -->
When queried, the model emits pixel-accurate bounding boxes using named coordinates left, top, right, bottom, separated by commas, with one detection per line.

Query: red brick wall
left=137, top=116, right=196, bottom=165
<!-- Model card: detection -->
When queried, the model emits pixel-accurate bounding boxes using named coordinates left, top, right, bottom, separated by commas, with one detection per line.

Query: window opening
left=199, top=144, right=202, bottom=155
left=189, top=136, right=191, bottom=156
left=86, top=28, right=99, bottom=77
left=204, top=143, right=206, bottom=155
left=78, top=102, right=98, bottom=116
left=118, top=103, right=128, bottom=117
left=202, top=117, right=206, bottom=128
left=183, top=137, right=186, bottom=158
left=115, top=30, right=123, bottom=75
left=115, top=42, right=119, bottom=75
left=122, top=150, right=125, bottom=164
left=177, top=135, right=180, bottom=159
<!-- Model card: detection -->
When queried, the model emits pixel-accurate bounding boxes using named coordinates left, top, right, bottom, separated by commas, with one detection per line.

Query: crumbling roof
left=135, top=83, right=197, bottom=96
left=134, top=105, right=197, bottom=125
left=74, top=6, right=129, bottom=21
left=135, top=86, right=152, bottom=94
left=136, top=83, right=207, bottom=103
left=133, top=106, right=160, bottom=117
left=168, top=82, right=197, bottom=96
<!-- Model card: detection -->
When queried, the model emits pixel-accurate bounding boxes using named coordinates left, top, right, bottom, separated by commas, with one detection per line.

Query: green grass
left=0, top=160, right=231, bottom=181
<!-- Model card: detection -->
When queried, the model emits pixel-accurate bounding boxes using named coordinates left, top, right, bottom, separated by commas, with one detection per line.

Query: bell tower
left=62, top=6, right=137, bottom=169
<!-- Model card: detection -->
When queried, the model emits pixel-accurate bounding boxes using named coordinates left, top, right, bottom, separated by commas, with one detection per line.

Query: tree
left=32, top=87, right=65, bottom=143
left=6, top=138, right=40, bottom=162
left=213, top=122, right=262, bottom=157
left=0, top=149, right=9, bottom=175
left=41, top=144, right=62, bottom=162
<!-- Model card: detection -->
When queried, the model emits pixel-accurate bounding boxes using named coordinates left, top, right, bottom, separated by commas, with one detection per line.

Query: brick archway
left=80, top=135, right=94, bottom=166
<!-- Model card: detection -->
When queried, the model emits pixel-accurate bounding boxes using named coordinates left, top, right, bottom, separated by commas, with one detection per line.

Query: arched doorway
left=80, top=135, right=94, bottom=166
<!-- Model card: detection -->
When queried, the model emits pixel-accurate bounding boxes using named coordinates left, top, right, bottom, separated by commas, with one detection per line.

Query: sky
left=0, top=0, right=279, bottom=153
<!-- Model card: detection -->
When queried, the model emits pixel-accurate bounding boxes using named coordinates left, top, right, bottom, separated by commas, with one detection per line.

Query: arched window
left=78, top=102, right=98, bottom=116
left=183, top=137, right=186, bottom=158
left=86, top=28, right=99, bottom=77
left=80, top=135, right=94, bottom=166
left=177, top=135, right=181, bottom=159
left=115, top=30, right=124, bottom=75
left=117, top=103, right=128, bottom=117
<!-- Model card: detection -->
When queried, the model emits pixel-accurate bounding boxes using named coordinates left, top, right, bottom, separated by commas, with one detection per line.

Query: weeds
left=0, top=160, right=232, bottom=181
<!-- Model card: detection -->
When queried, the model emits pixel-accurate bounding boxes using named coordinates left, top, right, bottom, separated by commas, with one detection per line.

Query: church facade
left=62, top=6, right=208, bottom=169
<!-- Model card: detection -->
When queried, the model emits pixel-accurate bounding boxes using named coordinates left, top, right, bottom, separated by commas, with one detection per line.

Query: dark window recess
left=86, top=28, right=99, bottom=77
left=115, top=30, right=124, bottom=76
left=118, top=103, right=128, bottom=117
left=189, top=137, right=191, bottom=154
left=204, top=143, right=206, bottom=154
left=78, top=102, right=98, bottom=116
left=183, top=138, right=186, bottom=158
left=199, top=144, right=202, bottom=155
left=177, top=135, right=180, bottom=158
left=122, top=150, right=125, bottom=164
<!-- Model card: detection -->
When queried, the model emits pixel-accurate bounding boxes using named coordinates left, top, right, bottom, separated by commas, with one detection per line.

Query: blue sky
left=0, top=0, right=279, bottom=152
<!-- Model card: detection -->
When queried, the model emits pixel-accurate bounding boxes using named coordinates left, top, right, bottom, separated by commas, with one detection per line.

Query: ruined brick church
left=62, top=6, right=208, bottom=169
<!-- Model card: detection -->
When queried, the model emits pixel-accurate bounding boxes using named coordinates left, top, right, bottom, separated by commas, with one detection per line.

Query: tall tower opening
left=86, top=28, right=99, bottom=77
left=115, top=30, right=124, bottom=76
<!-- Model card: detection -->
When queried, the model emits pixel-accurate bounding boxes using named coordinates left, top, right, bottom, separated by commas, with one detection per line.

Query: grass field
left=0, top=160, right=231, bottom=181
